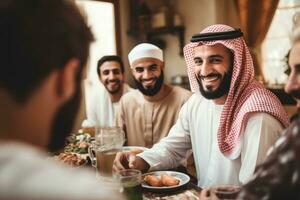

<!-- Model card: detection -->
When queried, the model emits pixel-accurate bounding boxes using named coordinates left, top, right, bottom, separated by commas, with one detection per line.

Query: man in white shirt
left=114, top=24, right=289, bottom=188
left=0, top=1, right=124, bottom=199
left=83, top=55, right=132, bottom=127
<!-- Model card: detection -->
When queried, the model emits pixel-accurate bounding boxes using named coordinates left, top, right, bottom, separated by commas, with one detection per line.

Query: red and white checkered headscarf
left=184, top=24, right=290, bottom=159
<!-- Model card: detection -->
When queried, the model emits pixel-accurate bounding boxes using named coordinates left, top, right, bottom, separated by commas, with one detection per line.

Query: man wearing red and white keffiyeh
left=114, top=24, right=289, bottom=188
left=184, top=24, right=289, bottom=158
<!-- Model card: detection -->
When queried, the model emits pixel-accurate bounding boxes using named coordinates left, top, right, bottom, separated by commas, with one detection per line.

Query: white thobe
left=139, top=93, right=284, bottom=188
left=83, top=81, right=133, bottom=127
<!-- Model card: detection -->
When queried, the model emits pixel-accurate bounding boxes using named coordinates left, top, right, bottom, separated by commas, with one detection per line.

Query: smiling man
left=194, top=44, right=233, bottom=103
left=117, top=43, right=191, bottom=148
left=83, top=55, right=132, bottom=127
left=114, top=25, right=289, bottom=188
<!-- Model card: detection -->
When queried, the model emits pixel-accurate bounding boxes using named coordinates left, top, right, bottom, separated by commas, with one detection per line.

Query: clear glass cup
left=114, top=169, right=143, bottom=200
left=89, top=126, right=125, bottom=177
left=210, top=185, right=241, bottom=200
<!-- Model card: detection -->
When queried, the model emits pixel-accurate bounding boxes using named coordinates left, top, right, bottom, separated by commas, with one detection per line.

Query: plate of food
left=142, top=171, right=190, bottom=192
left=122, top=146, right=149, bottom=155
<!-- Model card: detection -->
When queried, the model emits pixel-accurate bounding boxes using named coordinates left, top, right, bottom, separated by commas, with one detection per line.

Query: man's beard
left=196, top=67, right=232, bottom=100
left=105, top=79, right=122, bottom=94
left=134, top=71, right=164, bottom=96
left=47, top=83, right=81, bottom=152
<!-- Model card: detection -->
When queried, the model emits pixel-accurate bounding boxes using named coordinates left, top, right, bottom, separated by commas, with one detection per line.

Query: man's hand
left=113, top=152, right=150, bottom=173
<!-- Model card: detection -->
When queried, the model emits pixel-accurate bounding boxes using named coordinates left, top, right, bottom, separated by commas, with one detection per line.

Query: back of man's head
left=0, top=0, right=94, bottom=103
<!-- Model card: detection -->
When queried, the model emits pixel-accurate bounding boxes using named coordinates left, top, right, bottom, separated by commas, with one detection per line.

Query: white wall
left=119, top=0, right=240, bottom=85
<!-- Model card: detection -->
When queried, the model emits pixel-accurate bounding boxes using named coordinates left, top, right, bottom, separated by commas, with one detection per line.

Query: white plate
left=142, top=171, right=190, bottom=192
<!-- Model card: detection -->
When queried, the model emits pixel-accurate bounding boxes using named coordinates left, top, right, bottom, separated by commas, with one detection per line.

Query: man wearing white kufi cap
left=117, top=43, right=191, bottom=148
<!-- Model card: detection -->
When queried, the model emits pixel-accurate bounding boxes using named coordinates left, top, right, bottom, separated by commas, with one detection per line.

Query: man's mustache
left=106, top=79, right=120, bottom=84
left=141, top=77, right=157, bottom=82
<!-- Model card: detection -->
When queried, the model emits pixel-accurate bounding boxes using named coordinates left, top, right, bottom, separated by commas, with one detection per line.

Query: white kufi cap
left=128, top=43, right=163, bottom=66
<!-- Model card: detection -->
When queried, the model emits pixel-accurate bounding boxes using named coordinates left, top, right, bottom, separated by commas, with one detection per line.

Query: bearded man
left=116, top=43, right=191, bottom=148
left=114, top=25, right=289, bottom=188
left=83, top=55, right=132, bottom=127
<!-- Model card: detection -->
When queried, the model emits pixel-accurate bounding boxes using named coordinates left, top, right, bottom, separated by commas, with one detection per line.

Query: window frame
left=88, top=0, right=122, bottom=57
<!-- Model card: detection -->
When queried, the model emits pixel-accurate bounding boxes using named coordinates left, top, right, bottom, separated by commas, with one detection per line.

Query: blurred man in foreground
left=0, top=1, right=123, bottom=199
left=234, top=20, right=300, bottom=200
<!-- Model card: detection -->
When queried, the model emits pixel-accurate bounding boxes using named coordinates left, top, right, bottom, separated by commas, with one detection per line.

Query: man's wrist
left=137, top=156, right=150, bottom=172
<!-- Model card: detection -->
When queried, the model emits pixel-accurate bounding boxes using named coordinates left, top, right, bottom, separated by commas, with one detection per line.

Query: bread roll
left=144, top=175, right=163, bottom=187
left=161, top=173, right=180, bottom=186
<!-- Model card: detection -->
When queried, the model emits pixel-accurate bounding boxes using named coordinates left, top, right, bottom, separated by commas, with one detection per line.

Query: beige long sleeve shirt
left=117, top=85, right=191, bottom=148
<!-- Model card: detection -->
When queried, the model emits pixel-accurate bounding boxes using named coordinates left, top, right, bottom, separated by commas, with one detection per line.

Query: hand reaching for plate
left=113, top=151, right=150, bottom=173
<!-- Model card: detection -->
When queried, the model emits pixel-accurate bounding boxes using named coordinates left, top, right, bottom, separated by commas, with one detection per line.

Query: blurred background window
left=75, top=0, right=119, bottom=82
left=73, top=0, right=120, bottom=131
left=262, top=0, right=300, bottom=88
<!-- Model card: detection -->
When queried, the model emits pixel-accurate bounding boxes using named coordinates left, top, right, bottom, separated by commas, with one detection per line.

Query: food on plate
left=54, top=152, right=86, bottom=167
left=161, top=173, right=180, bottom=186
left=144, top=175, right=163, bottom=187
left=144, top=173, right=180, bottom=187
left=130, top=148, right=144, bottom=155
left=64, top=133, right=92, bottom=154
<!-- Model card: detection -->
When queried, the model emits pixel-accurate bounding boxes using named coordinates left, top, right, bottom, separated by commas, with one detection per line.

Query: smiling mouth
left=142, top=79, right=155, bottom=85
left=108, top=82, right=118, bottom=86
left=200, top=73, right=222, bottom=83
left=202, top=76, right=219, bottom=82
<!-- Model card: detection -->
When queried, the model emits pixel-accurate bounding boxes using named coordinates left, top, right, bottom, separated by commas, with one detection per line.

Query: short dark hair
left=97, top=55, right=124, bottom=77
left=0, top=0, right=94, bottom=103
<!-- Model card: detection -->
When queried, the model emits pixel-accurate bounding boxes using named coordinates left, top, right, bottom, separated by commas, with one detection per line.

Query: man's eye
left=194, top=59, right=202, bottom=65
left=150, top=66, right=157, bottom=71
left=102, top=71, right=109, bottom=75
left=135, top=68, right=143, bottom=73
left=113, top=69, right=121, bottom=75
left=210, top=58, right=222, bottom=63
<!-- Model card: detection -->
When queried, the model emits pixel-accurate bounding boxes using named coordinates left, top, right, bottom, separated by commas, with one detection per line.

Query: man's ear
left=56, top=58, right=80, bottom=102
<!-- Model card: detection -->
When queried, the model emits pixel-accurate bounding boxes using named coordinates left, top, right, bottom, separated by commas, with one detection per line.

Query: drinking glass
left=210, top=185, right=241, bottom=200
left=115, top=169, right=143, bottom=200
left=89, top=126, right=125, bottom=176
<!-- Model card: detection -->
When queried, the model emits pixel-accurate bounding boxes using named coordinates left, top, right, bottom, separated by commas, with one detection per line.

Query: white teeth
left=144, top=80, right=154, bottom=84
left=203, top=76, right=218, bottom=81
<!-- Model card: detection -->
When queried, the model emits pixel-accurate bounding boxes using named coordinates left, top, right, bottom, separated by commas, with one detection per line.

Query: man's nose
left=108, top=72, right=116, bottom=80
left=200, top=61, right=211, bottom=76
left=142, top=69, right=153, bottom=79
